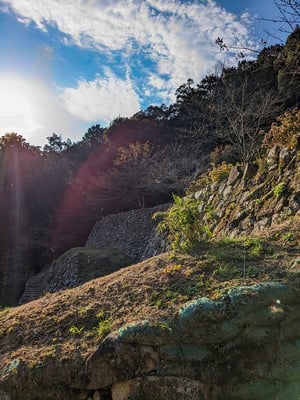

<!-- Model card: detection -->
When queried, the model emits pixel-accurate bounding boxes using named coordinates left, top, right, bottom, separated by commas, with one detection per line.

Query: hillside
left=1, top=107, right=300, bottom=398
left=0, top=239, right=300, bottom=399
left=1, top=27, right=299, bottom=307
left=0, top=24, right=300, bottom=400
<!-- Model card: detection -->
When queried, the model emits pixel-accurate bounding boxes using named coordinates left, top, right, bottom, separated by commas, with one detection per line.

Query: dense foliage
left=0, top=28, right=299, bottom=306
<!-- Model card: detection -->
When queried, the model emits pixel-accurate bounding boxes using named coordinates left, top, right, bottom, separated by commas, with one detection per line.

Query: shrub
left=0, top=307, right=9, bottom=317
left=97, top=317, right=113, bottom=339
left=69, top=325, right=84, bottom=335
left=245, top=238, right=263, bottom=257
left=186, top=175, right=209, bottom=193
left=263, top=108, right=300, bottom=149
left=95, top=311, right=113, bottom=339
left=164, top=264, right=182, bottom=274
left=209, top=162, right=233, bottom=183
left=187, top=161, right=233, bottom=194
left=155, top=195, right=212, bottom=252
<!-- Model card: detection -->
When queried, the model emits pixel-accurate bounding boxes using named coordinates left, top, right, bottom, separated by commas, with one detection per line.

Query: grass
left=0, top=307, right=9, bottom=317
left=0, top=234, right=299, bottom=395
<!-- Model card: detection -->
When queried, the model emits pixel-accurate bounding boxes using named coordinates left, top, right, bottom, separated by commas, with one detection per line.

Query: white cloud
left=148, top=74, right=166, bottom=90
left=0, top=0, right=262, bottom=140
left=0, top=74, right=87, bottom=146
left=2, top=0, right=256, bottom=102
left=60, top=72, right=141, bottom=124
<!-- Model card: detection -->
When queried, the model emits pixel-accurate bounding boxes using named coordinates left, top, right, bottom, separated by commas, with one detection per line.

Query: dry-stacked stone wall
left=86, top=204, right=170, bottom=262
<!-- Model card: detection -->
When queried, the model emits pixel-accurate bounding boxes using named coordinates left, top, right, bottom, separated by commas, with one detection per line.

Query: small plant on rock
left=245, top=238, right=263, bottom=257
left=0, top=307, right=10, bottom=317
left=164, top=264, right=182, bottom=275
left=273, top=182, right=286, bottom=198
left=69, top=325, right=84, bottom=335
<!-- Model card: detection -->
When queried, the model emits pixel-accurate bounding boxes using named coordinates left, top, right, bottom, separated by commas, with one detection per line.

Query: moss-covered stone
left=118, top=320, right=175, bottom=345
left=160, top=344, right=212, bottom=362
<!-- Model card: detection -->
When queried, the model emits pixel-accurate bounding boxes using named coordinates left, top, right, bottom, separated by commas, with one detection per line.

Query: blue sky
left=0, top=0, right=289, bottom=146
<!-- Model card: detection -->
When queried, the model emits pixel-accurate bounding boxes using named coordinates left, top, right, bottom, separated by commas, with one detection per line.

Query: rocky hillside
left=159, top=109, right=300, bottom=247
left=0, top=240, right=299, bottom=399
left=184, top=144, right=300, bottom=240
left=1, top=110, right=300, bottom=399
left=20, top=123, right=300, bottom=305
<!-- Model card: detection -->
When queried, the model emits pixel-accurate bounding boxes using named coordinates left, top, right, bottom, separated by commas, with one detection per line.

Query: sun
left=0, top=75, right=42, bottom=137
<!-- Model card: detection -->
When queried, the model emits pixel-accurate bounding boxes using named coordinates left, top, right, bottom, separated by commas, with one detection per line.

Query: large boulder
left=74, top=282, right=300, bottom=400
left=1, top=282, right=300, bottom=400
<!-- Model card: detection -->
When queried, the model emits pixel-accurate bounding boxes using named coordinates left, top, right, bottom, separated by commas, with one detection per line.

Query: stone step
left=19, top=270, right=49, bottom=304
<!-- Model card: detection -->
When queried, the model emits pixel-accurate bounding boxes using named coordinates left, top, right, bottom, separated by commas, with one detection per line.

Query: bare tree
left=219, top=76, right=281, bottom=175
left=265, top=0, right=300, bottom=34
left=78, top=141, right=208, bottom=211
left=216, top=0, right=299, bottom=56
left=148, top=143, right=208, bottom=189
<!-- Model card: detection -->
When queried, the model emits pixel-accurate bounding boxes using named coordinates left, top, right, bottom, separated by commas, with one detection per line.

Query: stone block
left=227, top=283, right=295, bottom=313
left=160, top=344, right=211, bottom=362
left=85, top=336, right=159, bottom=389
left=112, top=376, right=205, bottom=400
left=118, top=320, right=175, bottom=345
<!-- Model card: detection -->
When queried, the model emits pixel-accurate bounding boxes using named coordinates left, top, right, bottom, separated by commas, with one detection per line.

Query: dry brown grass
left=0, top=237, right=299, bottom=381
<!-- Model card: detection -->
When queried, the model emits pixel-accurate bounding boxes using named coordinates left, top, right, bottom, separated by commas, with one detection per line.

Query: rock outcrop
left=77, top=282, right=300, bottom=400
left=1, top=282, right=299, bottom=399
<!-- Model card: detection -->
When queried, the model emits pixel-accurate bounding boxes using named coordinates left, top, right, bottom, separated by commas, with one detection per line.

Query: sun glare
left=0, top=75, right=42, bottom=137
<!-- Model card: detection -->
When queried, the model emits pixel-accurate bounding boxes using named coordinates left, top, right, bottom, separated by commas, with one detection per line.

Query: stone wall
left=186, top=145, right=300, bottom=239
left=19, top=247, right=132, bottom=303
left=86, top=204, right=170, bottom=262
left=20, top=204, right=170, bottom=304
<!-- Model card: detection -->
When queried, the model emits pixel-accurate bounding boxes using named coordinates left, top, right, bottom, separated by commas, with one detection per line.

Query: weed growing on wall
left=273, top=182, right=286, bottom=198
left=154, top=195, right=212, bottom=252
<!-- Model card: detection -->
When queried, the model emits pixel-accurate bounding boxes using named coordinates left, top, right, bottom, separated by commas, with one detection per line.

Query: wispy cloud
left=0, top=0, right=258, bottom=144
left=60, top=71, right=141, bottom=124
left=2, top=0, right=256, bottom=102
